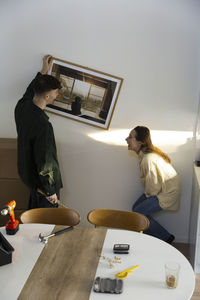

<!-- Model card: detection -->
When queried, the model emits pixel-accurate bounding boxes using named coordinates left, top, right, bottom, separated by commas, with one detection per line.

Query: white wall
left=1, top=0, right=200, bottom=242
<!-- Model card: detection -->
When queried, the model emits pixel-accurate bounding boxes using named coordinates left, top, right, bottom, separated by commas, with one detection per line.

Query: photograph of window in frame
left=46, top=57, right=123, bottom=129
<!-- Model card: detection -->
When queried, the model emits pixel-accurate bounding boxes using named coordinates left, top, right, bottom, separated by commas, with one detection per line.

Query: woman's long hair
left=134, top=126, right=171, bottom=163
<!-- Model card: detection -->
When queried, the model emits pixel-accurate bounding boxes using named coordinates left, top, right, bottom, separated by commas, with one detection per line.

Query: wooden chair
left=20, top=207, right=80, bottom=226
left=87, top=209, right=149, bottom=232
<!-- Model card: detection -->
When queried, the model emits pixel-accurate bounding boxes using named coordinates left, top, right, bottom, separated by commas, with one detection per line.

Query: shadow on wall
left=151, top=135, right=195, bottom=242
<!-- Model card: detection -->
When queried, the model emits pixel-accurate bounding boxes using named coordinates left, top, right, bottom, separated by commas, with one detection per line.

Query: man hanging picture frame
left=46, top=57, right=123, bottom=129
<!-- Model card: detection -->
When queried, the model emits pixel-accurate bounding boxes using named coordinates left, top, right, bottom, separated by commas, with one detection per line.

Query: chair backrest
left=20, top=208, right=80, bottom=226
left=87, top=209, right=149, bottom=232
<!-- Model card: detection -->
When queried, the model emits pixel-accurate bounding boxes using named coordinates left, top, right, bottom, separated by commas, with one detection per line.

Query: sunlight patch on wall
left=88, top=129, right=129, bottom=146
left=88, top=129, right=193, bottom=151
left=151, top=130, right=193, bottom=146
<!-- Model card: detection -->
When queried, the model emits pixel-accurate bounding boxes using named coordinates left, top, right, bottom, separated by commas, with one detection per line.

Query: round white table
left=0, top=224, right=54, bottom=300
left=89, top=229, right=195, bottom=300
left=0, top=225, right=195, bottom=300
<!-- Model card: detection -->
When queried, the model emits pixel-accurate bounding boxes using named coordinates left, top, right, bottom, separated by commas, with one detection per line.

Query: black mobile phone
left=93, top=277, right=123, bottom=294
left=113, top=244, right=130, bottom=254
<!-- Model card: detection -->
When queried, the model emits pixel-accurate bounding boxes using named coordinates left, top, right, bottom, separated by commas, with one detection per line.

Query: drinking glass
left=165, top=262, right=180, bottom=289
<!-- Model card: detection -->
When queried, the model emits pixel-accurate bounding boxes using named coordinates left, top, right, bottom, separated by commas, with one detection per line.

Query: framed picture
left=46, top=57, right=123, bottom=129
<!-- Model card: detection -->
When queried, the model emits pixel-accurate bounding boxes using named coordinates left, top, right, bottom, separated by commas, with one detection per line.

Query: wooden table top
left=18, top=226, right=106, bottom=300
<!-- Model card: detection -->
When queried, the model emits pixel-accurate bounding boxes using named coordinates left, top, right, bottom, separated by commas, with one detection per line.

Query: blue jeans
left=132, top=194, right=171, bottom=241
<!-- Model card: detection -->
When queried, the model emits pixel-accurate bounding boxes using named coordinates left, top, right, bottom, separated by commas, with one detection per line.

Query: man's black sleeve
left=33, top=123, right=61, bottom=196
left=21, top=72, right=42, bottom=102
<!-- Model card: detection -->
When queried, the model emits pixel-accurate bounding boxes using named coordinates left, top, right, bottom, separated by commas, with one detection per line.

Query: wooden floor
left=173, top=242, right=200, bottom=300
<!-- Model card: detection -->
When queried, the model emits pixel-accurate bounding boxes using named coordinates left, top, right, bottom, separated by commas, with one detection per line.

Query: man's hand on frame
left=41, top=54, right=52, bottom=75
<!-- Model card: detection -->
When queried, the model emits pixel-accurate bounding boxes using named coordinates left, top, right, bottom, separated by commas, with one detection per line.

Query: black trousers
left=28, top=190, right=59, bottom=209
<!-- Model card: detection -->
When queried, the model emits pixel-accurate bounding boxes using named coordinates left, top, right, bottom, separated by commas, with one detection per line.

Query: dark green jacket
left=15, top=72, right=63, bottom=196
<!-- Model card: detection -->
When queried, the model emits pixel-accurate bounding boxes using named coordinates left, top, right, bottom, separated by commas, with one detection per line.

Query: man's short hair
left=33, top=75, right=62, bottom=96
